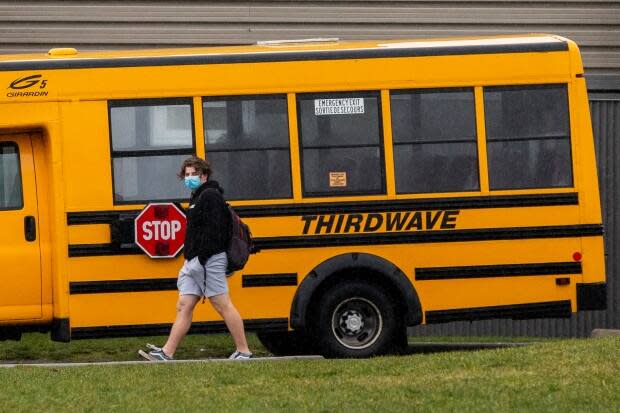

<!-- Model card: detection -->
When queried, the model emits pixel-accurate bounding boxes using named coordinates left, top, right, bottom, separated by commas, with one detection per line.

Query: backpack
left=225, top=205, right=254, bottom=275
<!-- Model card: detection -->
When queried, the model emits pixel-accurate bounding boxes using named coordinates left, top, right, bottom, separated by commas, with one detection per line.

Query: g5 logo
left=9, top=74, right=47, bottom=90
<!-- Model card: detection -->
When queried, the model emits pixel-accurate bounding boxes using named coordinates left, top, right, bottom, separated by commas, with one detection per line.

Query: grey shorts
left=177, top=252, right=228, bottom=298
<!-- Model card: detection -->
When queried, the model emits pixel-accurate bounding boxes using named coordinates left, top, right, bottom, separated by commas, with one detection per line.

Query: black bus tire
left=313, top=281, right=403, bottom=358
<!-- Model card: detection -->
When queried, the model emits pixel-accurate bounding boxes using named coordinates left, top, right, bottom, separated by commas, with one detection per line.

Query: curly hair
left=177, top=156, right=212, bottom=180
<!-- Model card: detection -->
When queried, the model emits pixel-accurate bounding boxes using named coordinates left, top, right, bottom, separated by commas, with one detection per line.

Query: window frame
left=389, top=87, right=480, bottom=195
left=296, top=90, right=387, bottom=198
left=0, top=142, right=24, bottom=211
left=483, top=83, right=574, bottom=191
left=202, top=93, right=294, bottom=201
left=108, top=97, right=196, bottom=205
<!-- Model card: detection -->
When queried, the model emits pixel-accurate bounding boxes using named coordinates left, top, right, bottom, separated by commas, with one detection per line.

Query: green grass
left=0, top=333, right=538, bottom=363
left=1, top=335, right=619, bottom=412
left=0, top=333, right=270, bottom=362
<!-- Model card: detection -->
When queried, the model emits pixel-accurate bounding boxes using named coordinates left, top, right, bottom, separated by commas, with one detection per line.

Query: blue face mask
left=184, top=175, right=202, bottom=190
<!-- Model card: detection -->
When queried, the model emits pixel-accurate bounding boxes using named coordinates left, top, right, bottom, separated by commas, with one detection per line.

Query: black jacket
left=183, top=180, right=231, bottom=264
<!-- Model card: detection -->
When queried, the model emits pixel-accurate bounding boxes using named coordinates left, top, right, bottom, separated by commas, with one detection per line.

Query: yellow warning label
left=329, top=172, right=347, bottom=187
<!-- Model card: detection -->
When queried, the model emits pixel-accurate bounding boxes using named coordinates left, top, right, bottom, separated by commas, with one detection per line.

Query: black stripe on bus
left=415, top=262, right=582, bottom=280
left=111, top=148, right=194, bottom=158
left=70, top=318, right=289, bottom=339
left=0, top=41, right=568, bottom=72
left=68, top=224, right=603, bottom=257
left=67, top=193, right=578, bottom=224
left=70, top=278, right=177, bottom=294
left=69, top=274, right=299, bottom=293
left=69, top=243, right=142, bottom=257
left=425, top=300, right=572, bottom=324
left=252, top=224, right=603, bottom=250
left=242, top=273, right=298, bottom=288
left=68, top=211, right=121, bottom=225
left=236, top=193, right=579, bottom=217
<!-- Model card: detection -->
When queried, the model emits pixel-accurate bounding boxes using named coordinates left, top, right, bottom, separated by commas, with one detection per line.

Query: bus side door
left=0, top=134, right=42, bottom=320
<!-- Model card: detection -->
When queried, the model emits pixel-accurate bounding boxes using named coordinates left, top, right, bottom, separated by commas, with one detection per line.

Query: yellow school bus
left=0, top=34, right=606, bottom=358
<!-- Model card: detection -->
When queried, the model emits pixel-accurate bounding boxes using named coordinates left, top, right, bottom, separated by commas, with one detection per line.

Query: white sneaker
left=228, top=351, right=253, bottom=360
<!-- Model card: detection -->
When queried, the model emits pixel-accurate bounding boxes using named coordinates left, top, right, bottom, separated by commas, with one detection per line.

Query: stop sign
left=134, top=203, right=187, bottom=258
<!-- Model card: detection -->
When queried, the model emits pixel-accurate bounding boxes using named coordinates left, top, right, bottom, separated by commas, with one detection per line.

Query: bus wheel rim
left=331, top=296, right=383, bottom=350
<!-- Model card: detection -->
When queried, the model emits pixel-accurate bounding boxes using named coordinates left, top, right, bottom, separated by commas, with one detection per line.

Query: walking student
left=139, top=156, right=252, bottom=361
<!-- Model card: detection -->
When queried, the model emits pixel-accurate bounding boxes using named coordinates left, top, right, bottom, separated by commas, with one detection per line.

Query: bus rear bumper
left=577, top=282, right=607, bottom=311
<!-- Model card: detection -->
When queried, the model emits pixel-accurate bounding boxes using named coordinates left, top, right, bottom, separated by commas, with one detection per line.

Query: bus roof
left=0, top=34, right=570, bottom=72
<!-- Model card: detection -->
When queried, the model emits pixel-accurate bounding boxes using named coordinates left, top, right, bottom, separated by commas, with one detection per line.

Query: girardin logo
left=7, top=74, right=49, bottom=97
left=301, top=210, right=460, bottom=235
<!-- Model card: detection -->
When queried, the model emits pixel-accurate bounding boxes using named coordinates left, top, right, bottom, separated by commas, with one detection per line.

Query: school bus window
left=484, top=84, right=573, bottom=190
left=390, top=88, right=479, bottom=194
left=0, top=143, right=23, bottom=210
left=203, top=95, right=292, bottom=201
left=297, top=91, right=385, bottom=196
left=109, top=98, right=195, bottom=203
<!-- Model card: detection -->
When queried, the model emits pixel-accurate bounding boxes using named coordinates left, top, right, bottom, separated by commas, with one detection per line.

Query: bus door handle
left=24, top=216, right=36, bottom=241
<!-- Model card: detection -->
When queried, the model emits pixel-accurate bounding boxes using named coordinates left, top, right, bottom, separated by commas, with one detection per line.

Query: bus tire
left=256, top=331, right=312, bottom=356
left=313, top=281, right=403, bottom=358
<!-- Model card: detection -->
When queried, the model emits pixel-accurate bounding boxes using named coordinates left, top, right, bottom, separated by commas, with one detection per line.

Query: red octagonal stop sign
left=134, top=203, right=187, bottom=258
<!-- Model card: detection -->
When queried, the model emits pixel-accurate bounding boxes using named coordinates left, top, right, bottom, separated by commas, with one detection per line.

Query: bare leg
left=209, top=293, right=250, bottom=353
left=162, top=294, right=201, bottom=357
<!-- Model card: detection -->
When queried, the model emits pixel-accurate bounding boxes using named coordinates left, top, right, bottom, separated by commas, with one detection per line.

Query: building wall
left=0, top=1, right=619, bottom=336
left=0, top=1, right=618, bottom=83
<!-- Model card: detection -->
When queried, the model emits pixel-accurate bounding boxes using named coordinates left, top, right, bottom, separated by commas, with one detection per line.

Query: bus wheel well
left=307, top=268, right=406, bottom=321
left=290, top=253, right=422, bottom=332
